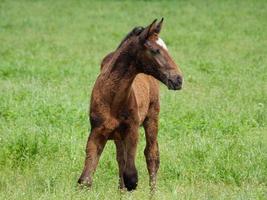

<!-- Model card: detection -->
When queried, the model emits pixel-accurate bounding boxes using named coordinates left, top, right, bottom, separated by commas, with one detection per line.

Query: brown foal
left=78, top=18, right=183, bottom=191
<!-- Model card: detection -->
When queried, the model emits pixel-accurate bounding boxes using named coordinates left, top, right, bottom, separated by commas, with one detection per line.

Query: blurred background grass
left=0, top=0, right=266, bottom=199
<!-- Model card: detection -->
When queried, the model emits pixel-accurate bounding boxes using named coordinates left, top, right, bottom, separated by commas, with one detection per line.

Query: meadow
left=0, top=0, right=266, bottom=199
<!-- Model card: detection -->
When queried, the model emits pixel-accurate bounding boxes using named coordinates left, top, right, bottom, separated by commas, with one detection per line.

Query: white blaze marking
left=156, top=38, right=168, bottom=51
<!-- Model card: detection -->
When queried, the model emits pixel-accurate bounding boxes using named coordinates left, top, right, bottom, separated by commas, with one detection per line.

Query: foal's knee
left=144, top=141, right=159, bottom=159
left=123, top=169, right=138, bottom=191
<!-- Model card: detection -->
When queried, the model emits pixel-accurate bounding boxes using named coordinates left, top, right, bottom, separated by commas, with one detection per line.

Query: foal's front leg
left=123, top=125, right=139, bottom=191
left=78, top=127, right=108, bottom=187
left=143, top=116, right=160, bottom=191
left=114, top=139, right=126, bottom=189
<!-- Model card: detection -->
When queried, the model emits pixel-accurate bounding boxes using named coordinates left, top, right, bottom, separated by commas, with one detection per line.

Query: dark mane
left=100, top=26, right=144, bottom=70
left=117, top=26, right=144, bottom=49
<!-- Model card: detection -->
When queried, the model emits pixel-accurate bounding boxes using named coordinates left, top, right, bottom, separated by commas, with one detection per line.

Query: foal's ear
left=139, top=19, right=158, bottom=43
left=155, top=17, right=164, bottom=34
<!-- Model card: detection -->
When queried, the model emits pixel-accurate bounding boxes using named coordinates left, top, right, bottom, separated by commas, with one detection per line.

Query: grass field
left=0, top=0, right=266, bottom=199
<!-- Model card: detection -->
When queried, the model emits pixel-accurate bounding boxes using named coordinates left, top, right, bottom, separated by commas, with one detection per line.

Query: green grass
left=0, top=0, right=266, bottom=199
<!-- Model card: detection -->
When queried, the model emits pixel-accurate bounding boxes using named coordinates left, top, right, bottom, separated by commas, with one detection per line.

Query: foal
left=78, top=19, right=183, bottom=191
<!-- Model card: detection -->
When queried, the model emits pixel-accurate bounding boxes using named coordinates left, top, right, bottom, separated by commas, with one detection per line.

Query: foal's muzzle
left=167, top=75, right=183, bottom=90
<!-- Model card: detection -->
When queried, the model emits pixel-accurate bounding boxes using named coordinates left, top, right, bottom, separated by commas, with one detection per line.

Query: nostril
left=176, top=75, right=183, bottom=85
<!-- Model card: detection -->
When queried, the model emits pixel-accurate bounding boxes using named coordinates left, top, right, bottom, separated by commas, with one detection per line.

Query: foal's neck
left=100, top=46, right=138, bottom=109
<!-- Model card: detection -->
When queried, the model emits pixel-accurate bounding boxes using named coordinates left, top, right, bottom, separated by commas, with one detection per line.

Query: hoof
left=78, top=177, right=92, bottom=188
left=123, top=171, right=138, bottom=191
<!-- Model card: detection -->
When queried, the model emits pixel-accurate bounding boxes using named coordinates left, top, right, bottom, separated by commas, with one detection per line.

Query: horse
left=78, top=18, right=183, bottom=191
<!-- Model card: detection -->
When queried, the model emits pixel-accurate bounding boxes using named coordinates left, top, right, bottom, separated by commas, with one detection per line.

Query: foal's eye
left=151, top=49, right=160, bottom=55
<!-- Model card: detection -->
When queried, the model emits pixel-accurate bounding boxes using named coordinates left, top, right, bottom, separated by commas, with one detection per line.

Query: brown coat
left=78, top=18, right=183, bottom=191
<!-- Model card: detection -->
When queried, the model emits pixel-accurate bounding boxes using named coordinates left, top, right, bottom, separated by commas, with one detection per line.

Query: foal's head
left=135, top=19, right=183, bottom=90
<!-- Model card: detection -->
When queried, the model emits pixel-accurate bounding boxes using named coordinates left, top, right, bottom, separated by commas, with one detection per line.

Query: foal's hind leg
left=78, top=128, right=108, bottom=187
left=143, top=108, right=160, bottom=191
